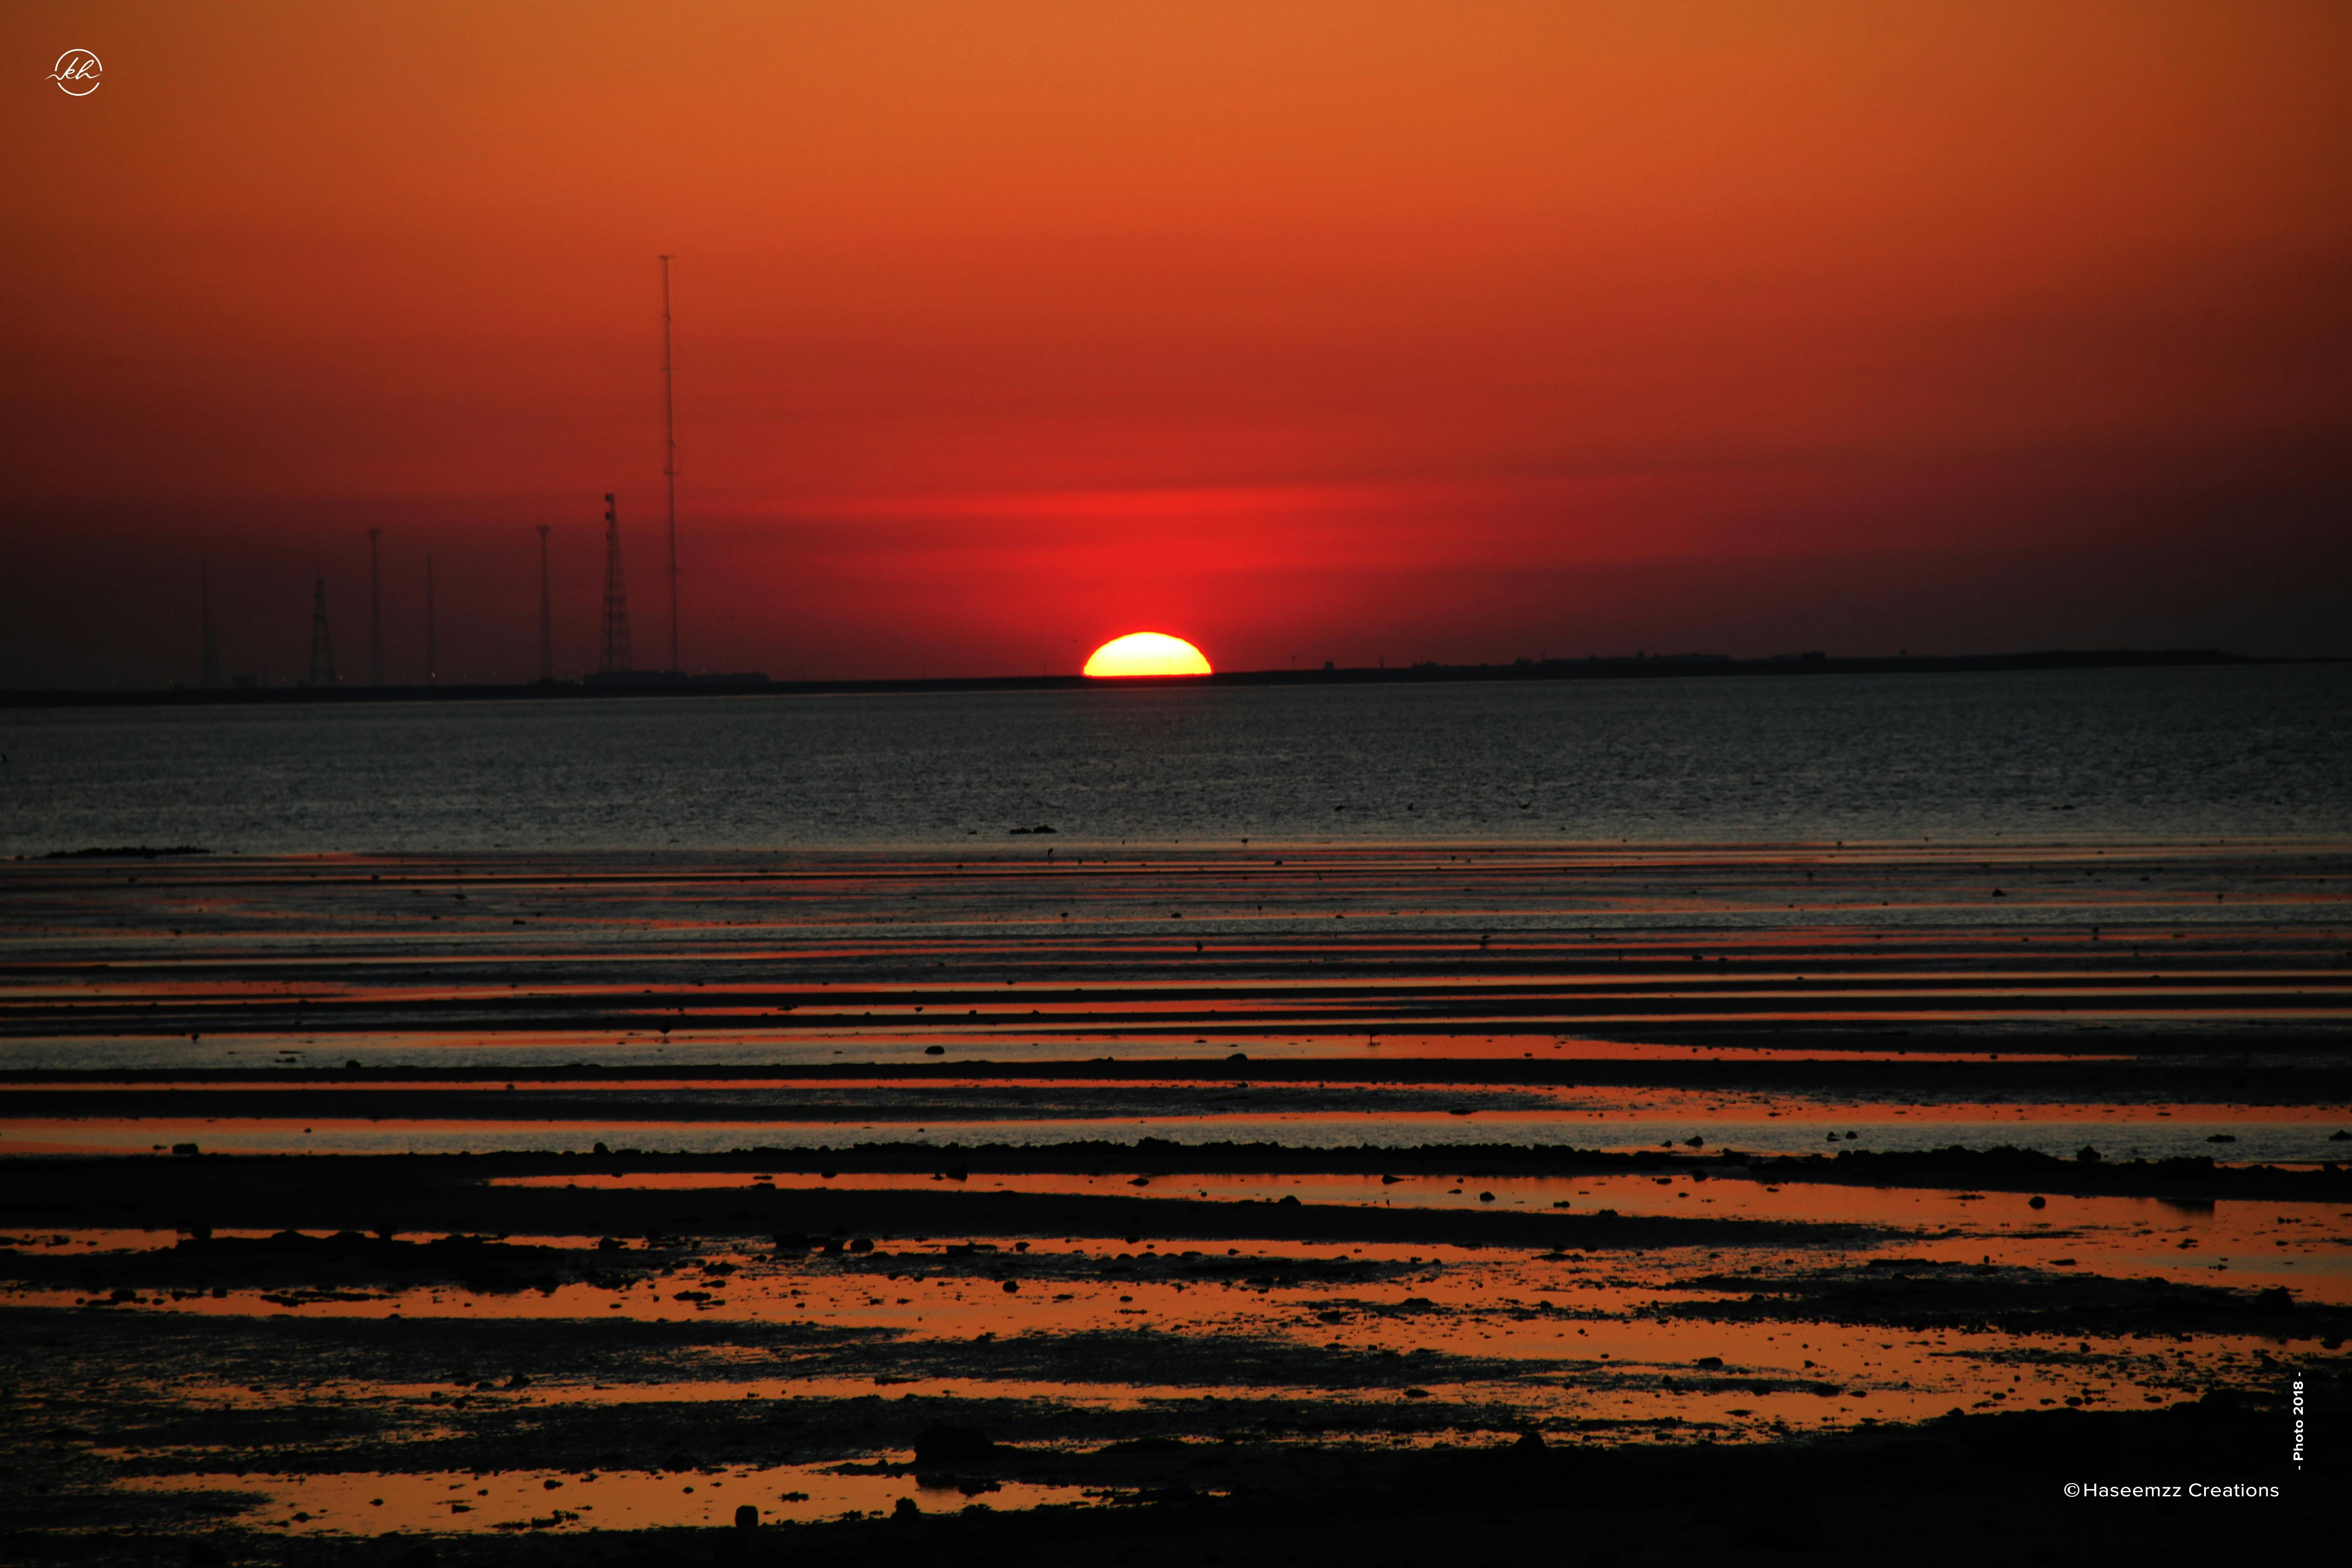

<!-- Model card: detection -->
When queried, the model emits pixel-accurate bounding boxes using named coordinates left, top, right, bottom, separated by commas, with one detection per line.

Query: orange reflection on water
left=15, top=1207, right=2333, bottom=1472
left=117, top=1458, right=1099, bottom=1535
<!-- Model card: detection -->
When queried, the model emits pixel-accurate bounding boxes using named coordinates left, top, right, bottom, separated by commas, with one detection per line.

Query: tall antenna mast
left=366, top=528, right=383, bottom=686
left=199, top=559, right=224, bottom=689
left=536, top=525, right=554, bottom=681
left=660, top=254, right=680, bottom=674
left=599, top=493, right=633, bottom=674
left=424, top=553, right=438, bottom=684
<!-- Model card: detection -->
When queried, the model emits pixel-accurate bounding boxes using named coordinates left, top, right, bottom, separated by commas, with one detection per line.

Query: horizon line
left=3, top=647, right=2332, bottom=710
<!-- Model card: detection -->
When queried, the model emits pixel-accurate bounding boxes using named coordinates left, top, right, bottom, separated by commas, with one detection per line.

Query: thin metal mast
left=660, top=254, right=679, bottom=674
left=366, top=528, right=383, bottom=685
left=199, top=559, right=224, bottom=689
left=424, top=553, right=438, bottom=683
left=536, top=525, right=554, bottom=681
left=599, top=493, right=633, bottom=674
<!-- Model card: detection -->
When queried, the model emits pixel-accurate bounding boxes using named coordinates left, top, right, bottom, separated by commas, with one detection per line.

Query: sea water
left=2, top=663, right=2344, bottom=856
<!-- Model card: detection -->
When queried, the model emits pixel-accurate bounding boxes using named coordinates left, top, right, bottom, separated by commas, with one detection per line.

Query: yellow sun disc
left=1082, top=632, right=1213, bottom=678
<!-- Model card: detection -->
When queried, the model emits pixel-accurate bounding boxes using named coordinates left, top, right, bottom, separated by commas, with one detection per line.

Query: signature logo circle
left=50, top=49, right=102, bottom=96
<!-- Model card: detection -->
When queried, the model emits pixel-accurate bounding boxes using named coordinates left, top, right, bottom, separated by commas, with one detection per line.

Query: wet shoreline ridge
left=1, top=843, right=2345, bottom=1558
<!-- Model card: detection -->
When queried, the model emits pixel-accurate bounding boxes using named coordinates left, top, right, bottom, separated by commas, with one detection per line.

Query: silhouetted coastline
left=0, top=646, right=2303, bottom=707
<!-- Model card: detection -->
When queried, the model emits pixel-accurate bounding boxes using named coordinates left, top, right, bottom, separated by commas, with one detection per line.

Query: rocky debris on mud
left=0, top=1230, right=662, bottom=1297
left=1650, top=1259, right=2351, bottom=1338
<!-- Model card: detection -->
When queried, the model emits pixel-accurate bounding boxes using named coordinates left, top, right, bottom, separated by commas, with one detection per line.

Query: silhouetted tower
left=198, top=559, right=224, bottom=689
left=424, top=554, right=438, bottom=683
left=598, top=494, right=632, bottom=674
left=366, top=528, right=384, bottom=686
left=536, top=525, right=554, bottom=681
left=660, top=255, right=681, bottom=674
left=305, top=578, right=337, bottom=687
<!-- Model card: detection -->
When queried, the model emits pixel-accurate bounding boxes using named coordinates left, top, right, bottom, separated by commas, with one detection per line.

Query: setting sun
left=1082, top=632, right=1212, bottom=678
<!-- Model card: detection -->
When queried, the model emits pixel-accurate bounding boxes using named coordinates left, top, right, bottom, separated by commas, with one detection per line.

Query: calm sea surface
left=2, top=665, right=2344, bottom=855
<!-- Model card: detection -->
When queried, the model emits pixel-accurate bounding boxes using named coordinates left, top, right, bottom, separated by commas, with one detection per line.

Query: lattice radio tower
left=535, top=525, right=554, bottom=681
left=366, top=528, right=384, bottom=686
left=199, top=559, right=224, bottom=689
left=660, top=255, right=681, bottom=674
left=598, top=494, right=633, bottom=674
left=305, top=577, right=338, bottom=687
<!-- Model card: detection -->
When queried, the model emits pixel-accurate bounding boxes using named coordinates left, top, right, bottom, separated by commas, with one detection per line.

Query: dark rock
left=1730, top=1490, right=1825, bottom=1548
left=2028, top=1196, right=2047, bottom=1209
left=913, top=1424, right=996, bottom=1464
left=734, top=1504, right=759, bottom=1529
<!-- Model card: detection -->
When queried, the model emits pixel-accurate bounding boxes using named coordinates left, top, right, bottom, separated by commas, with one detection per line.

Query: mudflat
left=3, top=843, right=2344, bottom=1561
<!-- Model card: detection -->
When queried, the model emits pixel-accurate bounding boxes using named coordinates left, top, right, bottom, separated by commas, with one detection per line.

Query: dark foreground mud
left=4, top=1397, right=2338, bottom=1567
left=3, top=1144, right=2341, bottom=1566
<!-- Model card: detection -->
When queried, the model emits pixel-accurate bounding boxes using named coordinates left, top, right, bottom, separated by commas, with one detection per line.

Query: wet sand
left=3, top=843, right=2345, bottom=1561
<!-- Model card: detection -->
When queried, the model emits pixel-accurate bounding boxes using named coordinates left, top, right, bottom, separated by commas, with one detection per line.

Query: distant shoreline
left=0, top=645, right=2330, bottom=709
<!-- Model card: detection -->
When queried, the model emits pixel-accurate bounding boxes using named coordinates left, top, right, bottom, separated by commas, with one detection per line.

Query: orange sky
left=4, top=1, right=2347, bottom=683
